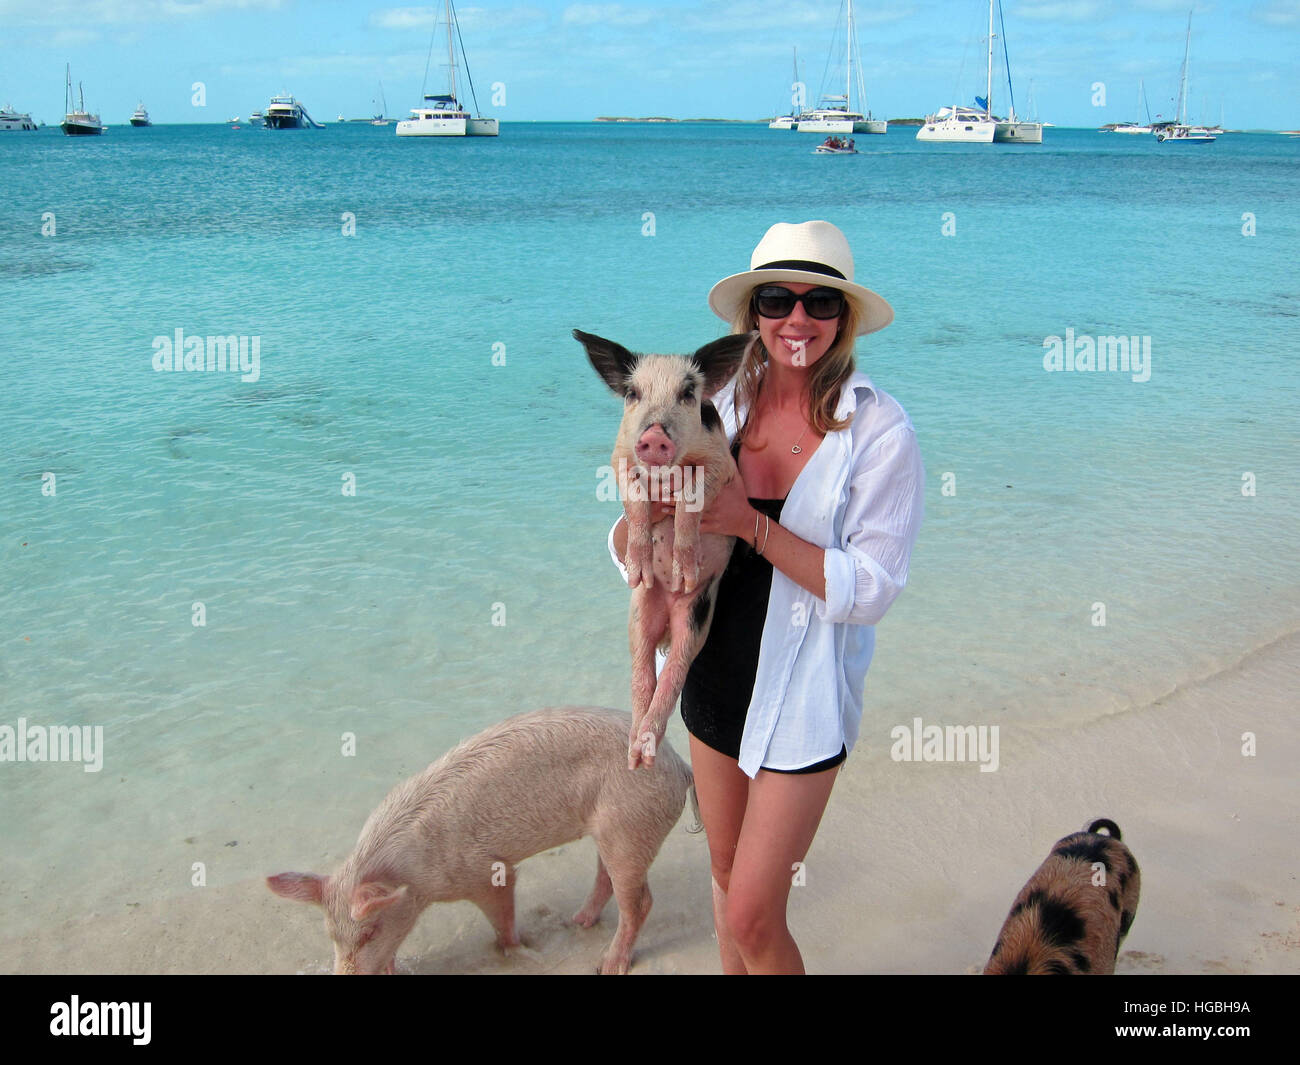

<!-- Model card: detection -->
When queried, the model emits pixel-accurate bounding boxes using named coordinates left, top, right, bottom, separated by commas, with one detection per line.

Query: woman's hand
left=700, top=468, right=757, bottom=543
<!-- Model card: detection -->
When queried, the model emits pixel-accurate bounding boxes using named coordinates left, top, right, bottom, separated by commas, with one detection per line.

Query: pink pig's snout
left=635, top=424, right=676, bottom=467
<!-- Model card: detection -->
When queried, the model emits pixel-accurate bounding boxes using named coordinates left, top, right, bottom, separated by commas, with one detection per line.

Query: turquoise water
left=1, top=123, right=1297, bottom=944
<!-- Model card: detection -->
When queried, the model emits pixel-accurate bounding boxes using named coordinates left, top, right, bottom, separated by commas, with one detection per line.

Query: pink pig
left=268, top=707, right=695, bottom=975
left=574, top=330, right=752, bottom=770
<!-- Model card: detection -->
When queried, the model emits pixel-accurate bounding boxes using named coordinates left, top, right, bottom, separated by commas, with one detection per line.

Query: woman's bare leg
left=724, top=765, right=840, bottom=974
left=688, top=734, right=752, bottom=974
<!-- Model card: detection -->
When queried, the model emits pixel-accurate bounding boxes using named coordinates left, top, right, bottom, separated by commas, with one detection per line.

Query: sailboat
left=991, top=0, right=1042, bottom=143
left=768, top=48, right=804, bottom=130
left=1154, top=11, right=1215, bottom=143
left=797, top=0, right=886, bottom=135
left=371, top=83, right=390, bottom=126
left=1103, top=81, right=1153, bottom=134
left=60, top=65, right=103, bottom=136
left=916, top=2, right=997, bottom=141
left=396, top=0, right=498, bottom=137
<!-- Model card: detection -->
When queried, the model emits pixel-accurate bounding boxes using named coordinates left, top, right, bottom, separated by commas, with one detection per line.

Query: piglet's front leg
left=622, top=466, right=654, bottom=590
left=671, top=496, right=703, bottom=593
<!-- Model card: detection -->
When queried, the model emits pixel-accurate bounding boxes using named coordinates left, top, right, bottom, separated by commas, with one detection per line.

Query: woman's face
left=753, top=282, right=843, bottom=371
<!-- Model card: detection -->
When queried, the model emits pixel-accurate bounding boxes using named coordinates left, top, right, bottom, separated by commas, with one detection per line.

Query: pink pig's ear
left=574, top=329, right=639, bottom=396
left=267, top=872, right=329, bottom=905
left=349, top=882, right=409, bottom=921
left=693, top=331, right=755, bottom=397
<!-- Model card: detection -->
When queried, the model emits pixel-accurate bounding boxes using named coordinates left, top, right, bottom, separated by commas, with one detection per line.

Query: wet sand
left=4, top=630, right=1296, bottom=975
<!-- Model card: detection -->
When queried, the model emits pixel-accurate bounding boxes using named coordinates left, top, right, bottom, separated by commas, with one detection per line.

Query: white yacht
left=0, top=105, right=37, bottom=131
left=796, top=0, right=885, bottom=134
left=397, top=0, right=498, bottom=137
left=60, top=65, right=103, bottom=136
left=130, top=102, right=151, bottom=127
left=263, top=94, right=321, bottom=129
left=248, top=110, right=264, bottom=127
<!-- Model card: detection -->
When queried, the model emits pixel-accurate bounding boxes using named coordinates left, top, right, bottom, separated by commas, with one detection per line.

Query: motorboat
left=814, top=136, right=858, bottom=154
left=130, top=102, right=151, bottom=127
left=263, top=94, right=322, bottom=129
left=0, top=105, right=37, bottom=131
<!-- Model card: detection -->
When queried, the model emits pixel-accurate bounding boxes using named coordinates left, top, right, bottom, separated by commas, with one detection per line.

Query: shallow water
left=1, top=122, right=1296, bottom=947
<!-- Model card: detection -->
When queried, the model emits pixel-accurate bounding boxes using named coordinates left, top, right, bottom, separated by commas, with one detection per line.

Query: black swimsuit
left=679, top=444, right=847, bottom=774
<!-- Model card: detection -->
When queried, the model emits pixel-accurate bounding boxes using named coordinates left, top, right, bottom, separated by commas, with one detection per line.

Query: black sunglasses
left=751, top=285, right=846, bottom=321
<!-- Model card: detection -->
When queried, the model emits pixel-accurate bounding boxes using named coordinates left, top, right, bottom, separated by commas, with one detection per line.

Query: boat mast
left=446, top=0, right=458, bottom=103
left=1177, top=10, right=1191, bottom=125
left=986, top=0, right=994, bottom=120
left=845, top=0, right=852, bottom=110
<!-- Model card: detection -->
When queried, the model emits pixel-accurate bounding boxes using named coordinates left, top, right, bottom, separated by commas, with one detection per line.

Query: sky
left=2, top=0, right=1297, bottom=129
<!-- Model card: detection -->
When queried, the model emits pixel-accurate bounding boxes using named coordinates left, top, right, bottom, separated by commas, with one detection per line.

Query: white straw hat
left=707, top=220, right=893, bottom=336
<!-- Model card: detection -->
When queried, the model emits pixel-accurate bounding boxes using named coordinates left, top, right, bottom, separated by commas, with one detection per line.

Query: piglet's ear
left=350, top=882, right=408, bottom=921
left=574, top=330, right=639, bottom=396
left=693, top=331, right=755, bottom=398
left=267, top=872, right=329, bottom=906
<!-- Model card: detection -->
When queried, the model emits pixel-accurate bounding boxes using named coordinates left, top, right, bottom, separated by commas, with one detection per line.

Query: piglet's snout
left=635, top=424, right=675, bottom=466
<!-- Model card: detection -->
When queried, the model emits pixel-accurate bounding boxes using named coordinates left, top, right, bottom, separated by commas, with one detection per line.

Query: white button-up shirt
left=608, top=369, right=924, bottom=777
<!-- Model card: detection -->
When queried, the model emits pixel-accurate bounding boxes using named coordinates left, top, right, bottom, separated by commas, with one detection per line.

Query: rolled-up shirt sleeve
left=819, top=422, right=924, bottom=625
left=607, top=515, right=630, bottom=585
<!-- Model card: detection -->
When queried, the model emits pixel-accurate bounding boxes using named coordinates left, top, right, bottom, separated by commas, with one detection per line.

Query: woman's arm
left=700, top=474, right=827, bottom=600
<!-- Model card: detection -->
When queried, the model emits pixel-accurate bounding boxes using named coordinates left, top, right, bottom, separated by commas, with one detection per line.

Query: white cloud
left=0, top=0, right=284, bottom=24
left=1013, top=1, right=1109, bottom=20
left=563, top=4, right=656, bottom=26
left=371, top=5, right=546, bottom=30
left=1251, top=0, right=1300, bottom=26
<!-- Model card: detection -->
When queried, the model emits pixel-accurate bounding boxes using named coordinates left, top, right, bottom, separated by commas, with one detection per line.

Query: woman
left=610, top=220, right=924, bottom=973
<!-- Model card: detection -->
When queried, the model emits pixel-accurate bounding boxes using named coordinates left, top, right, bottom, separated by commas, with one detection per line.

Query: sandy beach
left=4, top=628, right=1295, bottom=976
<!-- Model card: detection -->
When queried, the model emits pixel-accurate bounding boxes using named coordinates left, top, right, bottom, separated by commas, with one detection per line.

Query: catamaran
left=1154, top=11, right=1215, bottom=143
left=916, top=2, right=997, bottom=141
left=797, top=0, right=886, bottom=135
left=397, top=0, right=497, bottom=137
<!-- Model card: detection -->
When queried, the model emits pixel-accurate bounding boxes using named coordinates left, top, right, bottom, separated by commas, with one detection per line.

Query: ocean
left=1, top=122, right=1297, bottom=949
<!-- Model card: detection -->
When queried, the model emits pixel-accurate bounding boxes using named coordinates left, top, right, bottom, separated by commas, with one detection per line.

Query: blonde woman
left=611, top=220, right=924, bottom=973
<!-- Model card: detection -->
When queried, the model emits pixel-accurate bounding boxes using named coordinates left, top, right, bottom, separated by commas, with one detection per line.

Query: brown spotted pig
left=574, top=329, right=752, bottom=770
left=984, top=818, right=1141, bottom=975
left=268, top=707, right=695, bottom=975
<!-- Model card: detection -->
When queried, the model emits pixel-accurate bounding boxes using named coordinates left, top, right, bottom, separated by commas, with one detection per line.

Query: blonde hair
left=729, top=289, right=862, bottom=445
